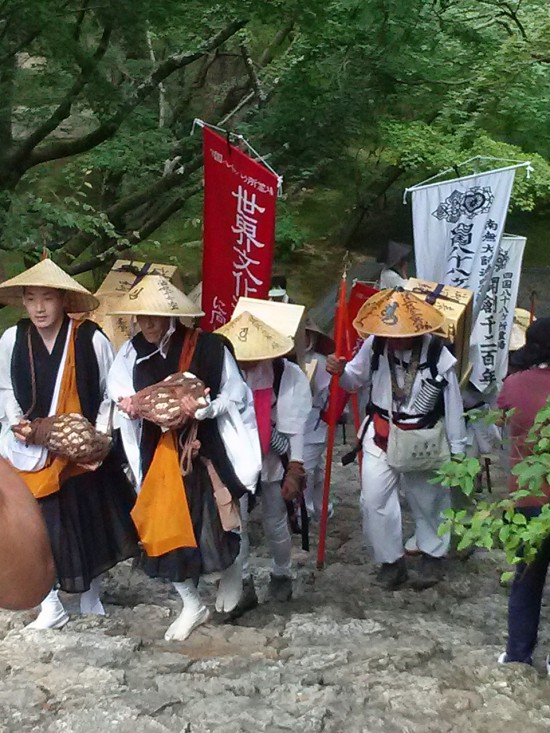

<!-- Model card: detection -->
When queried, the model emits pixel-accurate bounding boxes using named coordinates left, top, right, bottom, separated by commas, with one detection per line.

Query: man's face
left=136, top=315, right=170, bottom=345
left=22, top=287, right=65, bottom=330
left=389, top=336, right=420, bottom=352
left=240, top=360, right=260, bottom=371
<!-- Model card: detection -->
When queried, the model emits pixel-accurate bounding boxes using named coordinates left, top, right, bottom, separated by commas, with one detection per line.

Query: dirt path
left=1, top=445, right=549, bottom=733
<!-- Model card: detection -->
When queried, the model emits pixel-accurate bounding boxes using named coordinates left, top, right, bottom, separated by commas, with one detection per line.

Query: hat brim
left=108, top=307, right=204, bottom=317
left=236, top=344, right=293, bottom=361
left=0, top=285, right=99, bottom=313
left=306, top=329, right=335, bottom=356
left=268, top=287, right=287, bottom=298
left=352, top=289, right=444, bottom=338
left=215, top=310, right=294, bottom=361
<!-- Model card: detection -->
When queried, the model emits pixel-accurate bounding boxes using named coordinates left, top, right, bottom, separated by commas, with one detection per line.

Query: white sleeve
left=276, top=362, right=313, bottom=438
left=339, top=336, right=375, bottom=393
left=107, top=341, right=138, bottom=406
left=92, top=330, right=115, bottom=433
left=278, top=363, right=312, bottom=463
left=442, top=364, right=467, bottom=455
left=203, top=349, right=262, bottom=493
left=194, top=347, right=248, bottom=421
left=106, top=341, right=142, bottom=487
left=380, top=269, right=407, bottom=289
left=0, top=328, right=23, bottom=426
left=0, top=328, right=47, bottom=470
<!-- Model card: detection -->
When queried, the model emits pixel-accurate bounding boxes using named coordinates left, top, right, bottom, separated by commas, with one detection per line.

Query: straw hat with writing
left=0, top=258, right=99, bottom=312
left=215, top=311, right=294, bottom=361
left=353, top=287, right=444, bottom=338
left=107, top=275, right=205, bottom=318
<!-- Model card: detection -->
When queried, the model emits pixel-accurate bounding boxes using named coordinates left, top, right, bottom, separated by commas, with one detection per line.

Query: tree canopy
left=0, top=0, right=548, bottom=276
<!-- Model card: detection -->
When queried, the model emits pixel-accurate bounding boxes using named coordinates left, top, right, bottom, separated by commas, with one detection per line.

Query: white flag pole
left=403, top=157, right=533, bottom=204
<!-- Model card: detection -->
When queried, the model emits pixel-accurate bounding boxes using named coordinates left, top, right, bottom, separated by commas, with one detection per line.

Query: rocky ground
left=1, top=445, right=550, bottom=733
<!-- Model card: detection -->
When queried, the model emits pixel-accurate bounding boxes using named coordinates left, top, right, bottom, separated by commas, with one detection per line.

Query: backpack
left=371, top=335, right=444, bottom=379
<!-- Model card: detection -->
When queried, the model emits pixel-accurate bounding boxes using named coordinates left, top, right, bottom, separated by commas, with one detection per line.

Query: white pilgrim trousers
left=360, top=450, right=451, bottom=565
left=303, top=442, right=326, bottom=517
left=239, top=480, right=292, bottom=579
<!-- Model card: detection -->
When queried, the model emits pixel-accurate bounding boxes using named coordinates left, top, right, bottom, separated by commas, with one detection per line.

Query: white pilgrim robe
left=304, top=351, right=330, bottom=446
left=340, top=334, right=467, bottom=456
left=244, top=360, right=312, bottom=483
left=107, top=339, right=261, bottom=493
left=339, top=335, right=467, bottom=564
left=379, top=268, right=408, bottom=290
left=0, top=322, right=114, bottom=472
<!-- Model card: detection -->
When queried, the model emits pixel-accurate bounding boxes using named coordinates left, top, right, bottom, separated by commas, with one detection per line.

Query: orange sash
left=19, top=322, right=86, bottom=499
left=130, top=329, right=200, bottom=557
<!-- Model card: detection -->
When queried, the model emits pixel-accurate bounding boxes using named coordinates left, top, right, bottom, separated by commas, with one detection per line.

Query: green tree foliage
left=436, top=398, right=550, bottom=582
left=0, top=0, right=548, bottom=272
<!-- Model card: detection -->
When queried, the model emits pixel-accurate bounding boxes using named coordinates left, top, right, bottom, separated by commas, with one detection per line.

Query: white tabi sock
left=215, top=558, right=243, bottom=613
left=164, top=580, right=209, bottom=641
left=80, top=576, right=105, bottom=615
left=26, top=589, right=69, bottom=630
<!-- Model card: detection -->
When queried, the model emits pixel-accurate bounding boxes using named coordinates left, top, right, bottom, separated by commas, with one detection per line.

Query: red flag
left=201, top=127, right=278, bottom=331
left=347, top=281, right=379, bottom=355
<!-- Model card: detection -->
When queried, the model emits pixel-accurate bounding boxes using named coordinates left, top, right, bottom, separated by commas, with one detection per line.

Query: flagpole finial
left=342, top=250, right=351, bottom=278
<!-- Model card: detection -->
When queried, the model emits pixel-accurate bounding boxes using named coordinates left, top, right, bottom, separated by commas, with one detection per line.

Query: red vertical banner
left=347, top=281, right=379, bottom=354
left=201, top=127, right=278, bottom=331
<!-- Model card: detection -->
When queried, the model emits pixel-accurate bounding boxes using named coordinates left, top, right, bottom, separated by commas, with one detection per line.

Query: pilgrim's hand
left=181, top=388, right=211, bottom=420
left=12, top=419, right=32, bottom=443
left=281, top=460, right=306, bottom=501
left=117, top=396, right=138, bottom=419
left=326, top=354, right=346, bottom=376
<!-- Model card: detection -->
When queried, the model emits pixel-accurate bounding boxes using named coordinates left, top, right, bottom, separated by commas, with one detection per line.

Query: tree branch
left=28, top=19, right=248, bottom=168
left=258, top=20, right=295, bottom=67
left=14, top=25, right=112, bottom=162
left=66, top=182, right=203, bottom=275
left=239, top=40, right=266, bottom=104
left=73, top=0, right=91, bottom=41
left=104, top=155, right=202, bottom=221
left=0, top=0, right=72, bottom=64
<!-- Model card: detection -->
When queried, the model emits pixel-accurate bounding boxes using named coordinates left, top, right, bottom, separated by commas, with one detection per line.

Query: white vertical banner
left=411, top=167, right=516, bottom=320
left=469, top=234, right=526, bottom=391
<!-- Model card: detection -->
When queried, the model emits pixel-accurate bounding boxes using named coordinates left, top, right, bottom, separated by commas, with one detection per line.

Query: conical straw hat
left=353, top=288, right=444, bottom=338
left=107, top=275, right=205, bottom=317
left=215, top=311, right=294, bottom=361
left=377, top=240, right=412, bottom=268
left=304, top=314, right=335, bottom=356
left=0, top=258, right=99, bottom=312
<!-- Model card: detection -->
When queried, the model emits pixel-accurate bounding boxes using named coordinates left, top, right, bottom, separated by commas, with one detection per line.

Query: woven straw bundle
left=18, top=413, right=112, bottom=464
left=133, top=372, right=207, bottom=429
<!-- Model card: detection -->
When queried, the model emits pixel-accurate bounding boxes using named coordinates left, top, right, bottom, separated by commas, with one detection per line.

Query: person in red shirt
left=496, top=317, right=550, bottom=670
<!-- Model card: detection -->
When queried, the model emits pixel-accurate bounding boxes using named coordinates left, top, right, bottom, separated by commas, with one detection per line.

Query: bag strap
left=371, top=336, right=386, bottom=372
left=424, top=336, right=444, bottom=379
left=273, top=357, right=285, bottom=398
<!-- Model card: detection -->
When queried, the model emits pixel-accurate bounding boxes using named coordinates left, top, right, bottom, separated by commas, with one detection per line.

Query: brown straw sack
left=15, top=413, right=112, bottom=464
left=353, top=288, right=444, bottom=338
left=132, top=372, right=208, bottom=430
